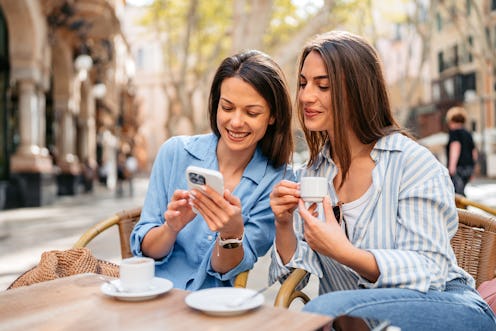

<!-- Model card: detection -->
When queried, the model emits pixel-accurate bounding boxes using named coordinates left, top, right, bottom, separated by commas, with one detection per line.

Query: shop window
left=436, top=12, right=442, bottom=31
left=432, top=82, right=440, bottom=101
left=135, top=48, right=144, bottom=69
left=438, top=51, right=444, bottom=73
left=494, top=27, right=496, bottom=49
left=0, top=7, right=9, bottom=181
left=467, top=36, right=473, bottom=63
left=46, top=77, right=55, bottom=162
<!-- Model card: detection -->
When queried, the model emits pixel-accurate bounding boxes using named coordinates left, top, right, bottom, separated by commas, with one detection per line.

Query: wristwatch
left=218, top=232, right=244, bottom=249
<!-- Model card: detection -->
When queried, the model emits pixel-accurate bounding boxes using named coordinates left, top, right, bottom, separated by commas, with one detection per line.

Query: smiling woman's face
left=216, top=77, right=274, bottom=155
left=298, top=51, right=333, bottom=134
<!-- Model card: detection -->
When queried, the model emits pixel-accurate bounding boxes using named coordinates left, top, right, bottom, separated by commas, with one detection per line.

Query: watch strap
left=218, top=232, right=244, bottom=249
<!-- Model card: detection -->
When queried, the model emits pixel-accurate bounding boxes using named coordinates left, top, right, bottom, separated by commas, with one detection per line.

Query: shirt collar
left=310, top=139, right=332, bottom=171
left=311, top=133, right=405, bottom=168
left=184, top=133, right=268, bottom=185
left=242, top=146, right=268, bottom=185
left=373, top=133, right=405, bottom=152
left=185, top=134, right=219, bottom=161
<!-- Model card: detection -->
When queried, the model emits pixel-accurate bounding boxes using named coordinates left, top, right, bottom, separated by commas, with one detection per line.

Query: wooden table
left=0, top=273, right=332, bottom=331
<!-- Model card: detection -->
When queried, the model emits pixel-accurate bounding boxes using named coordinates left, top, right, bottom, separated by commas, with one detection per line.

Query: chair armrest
left=455, top=194, right=496, bottom=216
left=233, top=270, right=249, bottom=288
left=274, top=268, right=311, bottom=308
left=73, top=215, right=120, bottom=249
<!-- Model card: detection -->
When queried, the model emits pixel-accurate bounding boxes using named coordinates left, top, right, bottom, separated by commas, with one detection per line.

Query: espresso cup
left=119, top=256, right=155, bottom=292
left=300, top=176, right=328, bottom=202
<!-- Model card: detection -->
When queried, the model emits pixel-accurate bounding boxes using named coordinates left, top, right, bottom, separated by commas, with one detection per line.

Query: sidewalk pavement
left=464, top=177, right=496, bottom=209
left=0, top=177, right=146, bottom=291
left=1, top=175, right=493, bottom=304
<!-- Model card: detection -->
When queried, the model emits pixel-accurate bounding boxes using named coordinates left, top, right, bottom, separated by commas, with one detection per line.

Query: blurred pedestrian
left=82, top=158, right=96, bottom=193
left=125, top=153, right=138, bottom=196
left=446, top=106, right=478, bottom=196
left=116, top=150, right=127, bottom=197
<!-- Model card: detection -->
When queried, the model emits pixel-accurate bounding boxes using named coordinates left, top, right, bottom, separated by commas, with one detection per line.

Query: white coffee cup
left=119, top=256, right=155, bottom=292
left=300, top=176, right=328, bottom=202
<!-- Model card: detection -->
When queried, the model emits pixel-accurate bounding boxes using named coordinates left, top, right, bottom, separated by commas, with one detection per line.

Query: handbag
left=7, top=247, right=118, bottom=289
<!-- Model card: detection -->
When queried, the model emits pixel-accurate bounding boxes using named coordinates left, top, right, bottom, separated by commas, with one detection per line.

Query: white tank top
left=341, top=184, right=374, bottom=238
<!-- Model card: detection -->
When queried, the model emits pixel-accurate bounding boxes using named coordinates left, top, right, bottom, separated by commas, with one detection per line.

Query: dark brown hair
left=208, top=50, right=293, bottom=168
left=297, top=31, right=408, bottom=183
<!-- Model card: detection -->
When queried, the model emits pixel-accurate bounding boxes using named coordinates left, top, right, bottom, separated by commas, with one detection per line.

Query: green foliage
left=193, top=1, right=232, bottom=75
left=141, top=0, right=232, bottom=80
left=137, top=0, right=380, bottom=133
left=264, top=0, right=303, bottom=50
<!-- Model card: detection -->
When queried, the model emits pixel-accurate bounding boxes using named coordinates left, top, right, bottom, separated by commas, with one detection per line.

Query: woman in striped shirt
left=269, top=31, right=496, bottom=331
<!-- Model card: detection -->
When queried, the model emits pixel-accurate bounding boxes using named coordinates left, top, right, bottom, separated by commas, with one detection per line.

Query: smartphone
left=185, top=166, right=224, bottom=196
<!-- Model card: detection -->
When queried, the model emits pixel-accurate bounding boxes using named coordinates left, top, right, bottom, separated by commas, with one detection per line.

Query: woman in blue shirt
left=269, top=31, right=496, bottom=330
left=131, top=50, right=294, bottom=290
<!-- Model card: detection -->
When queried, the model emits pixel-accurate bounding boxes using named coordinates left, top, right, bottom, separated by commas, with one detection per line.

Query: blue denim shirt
left=131, top=133, right=294, bottom=290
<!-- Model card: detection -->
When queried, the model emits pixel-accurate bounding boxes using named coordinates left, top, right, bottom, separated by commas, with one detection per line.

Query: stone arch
left=0, top=0, right=46, bottom=85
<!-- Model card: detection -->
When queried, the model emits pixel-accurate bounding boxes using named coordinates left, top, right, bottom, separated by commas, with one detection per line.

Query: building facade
left=0, top=0, right=139, bottom=210
left=121, top=4, right=168, bottom=171
left=413, top=0, right=496, bottom=176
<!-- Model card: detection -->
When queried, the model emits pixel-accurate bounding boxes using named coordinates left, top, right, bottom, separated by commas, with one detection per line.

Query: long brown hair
left=209, top=50, right=293, bottom=168
left=297, top=31, right=408, bottom=184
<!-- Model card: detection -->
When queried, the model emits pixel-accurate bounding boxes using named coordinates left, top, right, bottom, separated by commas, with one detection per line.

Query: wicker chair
left=73, top=207, right=249, bottom=288
left=455, top=194, right=496, bottom=216
left=73, top=207, right=142, bottom=259
left=452, top=209, right=496, bottom=288
left=274, top=208, right=496, bottom=308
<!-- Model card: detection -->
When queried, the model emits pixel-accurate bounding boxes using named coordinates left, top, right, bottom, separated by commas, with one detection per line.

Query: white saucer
left=185, top=287, right=264, bottom=316
left=100, top=277, right=173, bottom=302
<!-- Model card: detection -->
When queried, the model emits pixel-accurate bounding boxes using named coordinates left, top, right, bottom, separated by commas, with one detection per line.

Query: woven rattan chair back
left=452, top=208, right=496, bottom=288
left=73, top=207, right=142, bottom=258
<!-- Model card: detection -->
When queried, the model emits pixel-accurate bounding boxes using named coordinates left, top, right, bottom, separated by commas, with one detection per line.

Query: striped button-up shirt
left=269, top=132, right=474, bottom=294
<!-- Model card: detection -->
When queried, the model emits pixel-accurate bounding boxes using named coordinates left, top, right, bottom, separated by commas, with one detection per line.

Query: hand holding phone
left=186, top=166, right=224, bottom=214
left=186, top=166, right=224, bottom=196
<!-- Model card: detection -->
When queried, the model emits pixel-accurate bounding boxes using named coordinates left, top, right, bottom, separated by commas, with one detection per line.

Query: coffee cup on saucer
left=300, top=176, right=328, bottom=203
left=119, top=256, right=155, bottom=292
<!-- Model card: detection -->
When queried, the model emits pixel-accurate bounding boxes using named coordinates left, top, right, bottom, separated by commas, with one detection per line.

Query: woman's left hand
left=189, top=185, right=244, bottom=237
left=298, top=196, right=353, bottom=261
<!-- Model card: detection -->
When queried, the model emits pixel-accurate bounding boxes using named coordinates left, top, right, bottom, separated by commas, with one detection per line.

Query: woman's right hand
left=270, top=180, right=300, bottom=225
left=163, top=189, right=196, bottom=233
left=141, top=189, right=196, bottom=259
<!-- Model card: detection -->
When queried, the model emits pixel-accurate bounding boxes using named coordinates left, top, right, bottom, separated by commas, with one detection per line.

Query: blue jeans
left=303, top=279, right=496, bottom=331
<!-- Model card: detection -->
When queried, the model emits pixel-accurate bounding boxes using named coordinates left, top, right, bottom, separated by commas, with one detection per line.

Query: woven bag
left=7, top=247, right=119, bottom=289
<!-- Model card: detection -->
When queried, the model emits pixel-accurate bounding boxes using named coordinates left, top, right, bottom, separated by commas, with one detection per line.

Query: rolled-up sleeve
left=269, top=211, right=323, bottom=287
left=130, top=140, right=174, bottom=262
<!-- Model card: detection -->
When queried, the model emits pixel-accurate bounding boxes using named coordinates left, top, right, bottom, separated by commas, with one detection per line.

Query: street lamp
left=92, top=82, right=107, bottom=99
left=74, top=53, right=93, bottom=80
left=464, top=89, right=487, bottom=176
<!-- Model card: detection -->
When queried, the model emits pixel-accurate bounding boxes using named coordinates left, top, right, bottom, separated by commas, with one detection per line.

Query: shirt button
left=207, top=235, right=213, bottom=241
